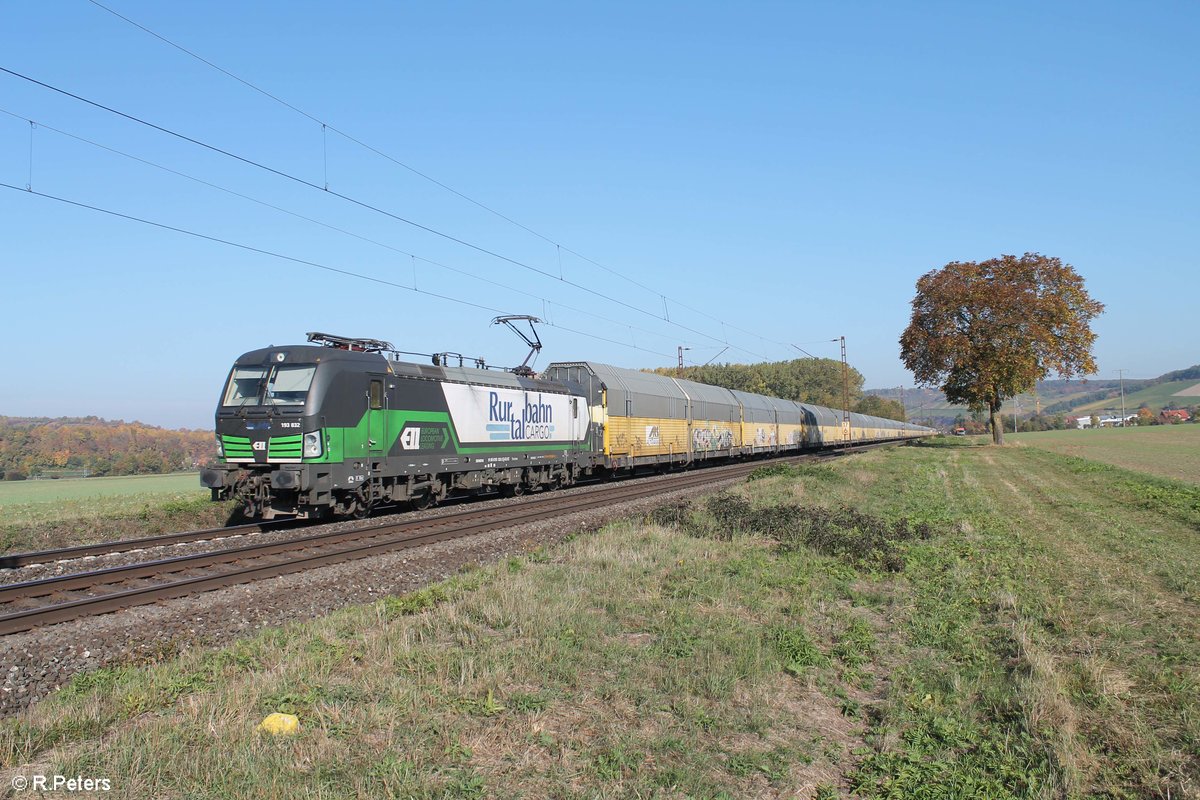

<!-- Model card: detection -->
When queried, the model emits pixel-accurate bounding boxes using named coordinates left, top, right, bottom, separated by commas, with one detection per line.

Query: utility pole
left=839, top=336, right=850, bottom=445
left=677, top=346, right=690, bottom=377
left=1116, top=369, right=1126, bottom=426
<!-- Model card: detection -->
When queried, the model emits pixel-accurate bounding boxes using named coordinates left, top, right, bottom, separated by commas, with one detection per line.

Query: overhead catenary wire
left=82, top=0, right=627, bottom=258
left=0, top=65, right=770, bottom=361
left=78, top=2, right=817, bottom=357
left=0, top=181, right=676, bottom=360
left=791, top=342, right=832, bottom=360
left=88, top=0, right=796, bottom=350
left=0, top=106, right=708, bottom=352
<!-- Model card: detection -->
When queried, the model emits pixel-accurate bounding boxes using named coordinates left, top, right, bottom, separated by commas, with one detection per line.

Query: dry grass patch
left=2, top=517, right=879, bottom=799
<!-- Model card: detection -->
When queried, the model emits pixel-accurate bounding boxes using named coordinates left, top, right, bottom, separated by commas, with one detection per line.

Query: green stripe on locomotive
left=220, top=434, right=253, bottom=459
left=268, top=434, right=303, bottom=459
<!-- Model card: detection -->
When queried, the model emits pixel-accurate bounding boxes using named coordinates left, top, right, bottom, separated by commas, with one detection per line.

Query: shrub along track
left=0, top=448, right=884, bottom=637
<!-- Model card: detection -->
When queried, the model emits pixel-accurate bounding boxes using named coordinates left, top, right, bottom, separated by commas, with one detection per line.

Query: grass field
left=0, top=472, right=202, bottom=507
left=1014, top=424, right=1200, bottom=484
left=0, top=472, right=225, bottom=554
left=4, top=444, right=1199, bottom=798
left=1071, top=379, right=1199, bottom=414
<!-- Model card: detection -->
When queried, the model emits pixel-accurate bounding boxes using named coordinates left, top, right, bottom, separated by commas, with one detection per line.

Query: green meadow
left=1014, top=424, right=1200, bottom=484
left=0, top=472, right=224, bottom=553
left=4, top=440, right=1198, bottom=798
left=0, top=472, right=202, bottom=507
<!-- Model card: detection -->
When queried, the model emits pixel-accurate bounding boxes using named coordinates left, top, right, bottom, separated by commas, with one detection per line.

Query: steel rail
left=0, top=442, right=889, bottom=570
left=0, top=445, right=892, bottom=635
left=0, top=454, right=777, bottom=601
left=0, top=459, right=772, bottom=634
left=0, top=520, right=293, bottom=569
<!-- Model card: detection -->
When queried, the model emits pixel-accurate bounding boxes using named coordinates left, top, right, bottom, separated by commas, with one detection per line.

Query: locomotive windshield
left=222, top=365, right=317, bottom=407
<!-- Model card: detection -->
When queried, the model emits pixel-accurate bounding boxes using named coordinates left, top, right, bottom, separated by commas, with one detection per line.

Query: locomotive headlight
left=303, top=431, right=323, bottom=458
left=215, top=434, right=224, bottom=458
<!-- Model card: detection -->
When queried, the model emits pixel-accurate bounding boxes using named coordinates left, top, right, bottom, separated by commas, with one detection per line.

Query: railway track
left=0, top=448, right=873, bottom=636
left=0, top=519, right=299, bottom=570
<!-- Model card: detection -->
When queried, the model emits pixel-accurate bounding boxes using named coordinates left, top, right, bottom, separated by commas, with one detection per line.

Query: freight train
left=200, top=333, right=932, bottom=519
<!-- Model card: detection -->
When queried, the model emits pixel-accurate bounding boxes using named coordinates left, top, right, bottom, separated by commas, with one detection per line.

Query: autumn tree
left=854, top=394, right=906, bottom=422
left=899, top=253, right=1104, bottom=445
left=651, top=358, right=863, bottom=409
left=0, top=416, right=214, bottom=477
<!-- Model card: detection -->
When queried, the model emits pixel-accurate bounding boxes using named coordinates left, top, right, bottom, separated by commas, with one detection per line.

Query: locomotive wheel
left=502, top=482, right=525, bottom=498
left=410, top=490, right=435, bottom=511
left=226, top=505, right=254, bottom=526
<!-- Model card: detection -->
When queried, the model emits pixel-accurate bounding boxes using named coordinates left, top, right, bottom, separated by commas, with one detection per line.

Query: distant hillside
left=1070, top=380, right=1200, bottom=415
left=1160, top=365, right=1200, bottom=383
left=868, top=364, right=1200, bottom=425
left=0, top=416, right=214, bottom=480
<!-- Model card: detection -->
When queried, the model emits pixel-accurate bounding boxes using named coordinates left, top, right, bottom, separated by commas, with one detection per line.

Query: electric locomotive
left=200, top=333, right=596, bottom=519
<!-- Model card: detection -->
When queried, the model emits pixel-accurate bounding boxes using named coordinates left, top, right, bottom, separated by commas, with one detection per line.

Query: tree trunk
left=990, top=397, right=1004, bottom=445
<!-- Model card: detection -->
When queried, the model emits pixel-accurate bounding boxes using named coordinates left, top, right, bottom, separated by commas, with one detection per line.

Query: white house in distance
left=1073, top=414, right=1138, bottom=429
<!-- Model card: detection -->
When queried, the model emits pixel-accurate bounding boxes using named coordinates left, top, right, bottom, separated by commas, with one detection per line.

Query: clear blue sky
left=1, top=1, right=1195, bottom=429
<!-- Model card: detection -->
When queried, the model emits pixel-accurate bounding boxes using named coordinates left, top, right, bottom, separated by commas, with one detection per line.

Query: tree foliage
left=650, top=358, right=863, bottom=409
left=853, top=395, right=906, bottom=422
left=900, top=253, right=1104, bottom=444
left=0, top=417, right=214, bottom=478
left=1159, top=364, right=1200, bottom=382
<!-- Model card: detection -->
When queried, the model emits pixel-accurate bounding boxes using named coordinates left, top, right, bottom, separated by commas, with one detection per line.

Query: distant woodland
left=0, top=417, right=214, bottom=480
left=649, top=359, right=906, bottom=421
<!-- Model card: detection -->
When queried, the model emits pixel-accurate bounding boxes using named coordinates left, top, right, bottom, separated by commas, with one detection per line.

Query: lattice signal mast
left=840, top=336, right=851, bottom=445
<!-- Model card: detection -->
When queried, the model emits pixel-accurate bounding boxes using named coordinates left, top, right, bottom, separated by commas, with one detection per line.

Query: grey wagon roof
left=545, top=361, right=933, bottom=433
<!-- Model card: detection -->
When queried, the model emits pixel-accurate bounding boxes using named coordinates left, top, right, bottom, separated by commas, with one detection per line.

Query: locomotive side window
left=369, top=379, right=383, bottom=410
